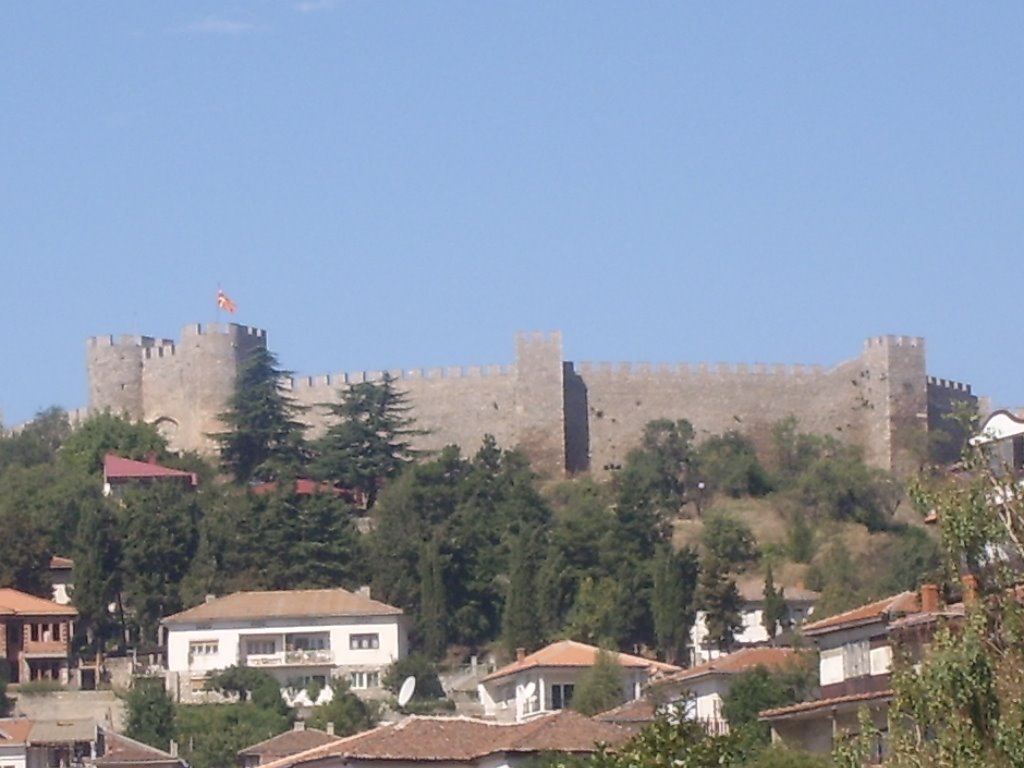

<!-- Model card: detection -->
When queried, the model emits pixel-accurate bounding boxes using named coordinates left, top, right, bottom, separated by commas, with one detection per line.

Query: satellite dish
left=522, top=681, right=536, bottom=700
left=397, top=675, right=416, bottom=707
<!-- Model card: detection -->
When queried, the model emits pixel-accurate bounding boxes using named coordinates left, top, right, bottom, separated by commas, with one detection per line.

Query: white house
left=690, top=578, right=819, bottom=665
left=652, top=646, right=803, bottom=735
left=478, top=640, right=679, bottom=723
left=161, top=588, right=407, bottom=702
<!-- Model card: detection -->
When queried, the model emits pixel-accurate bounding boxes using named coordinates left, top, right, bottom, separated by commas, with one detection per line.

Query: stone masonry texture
left=85, top=324, right=975, bottom=478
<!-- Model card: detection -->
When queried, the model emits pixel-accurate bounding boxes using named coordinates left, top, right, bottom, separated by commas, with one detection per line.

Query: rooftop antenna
left=397, top=675, right=416, bottom=707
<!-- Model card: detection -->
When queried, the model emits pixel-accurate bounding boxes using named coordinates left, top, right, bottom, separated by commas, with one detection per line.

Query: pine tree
left=314, top=374, right=424, bottom=509
left=570, top=649, right=626, bottom=716
left=212, top=347, right=308, bottom=484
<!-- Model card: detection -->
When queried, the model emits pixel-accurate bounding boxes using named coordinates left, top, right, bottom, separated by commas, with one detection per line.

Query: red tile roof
left=258, top=711, right=629, bottom=768
left=237, top=728, right=341, bottom=760
left=49, top=556, right=74, bottom=570
left=162, top=588, right=401, bottom=625
left=593, top=698, right=657, bottom=726
left=760, top=689, right=893, bottom=720
left=103, top=454, right=197, bottom=486
left=0, top=588, right=77, bottom=617
left=800, top=591, right=918, bottom=636
left=92, top=731, right=185, bottom=767
left=0, top=718, right=34, bottom=745
left=482, top=640, right=680, bottom=683
left=250, top=479, right=354, bottom=498
left=657, top=647, right=802, bottom=685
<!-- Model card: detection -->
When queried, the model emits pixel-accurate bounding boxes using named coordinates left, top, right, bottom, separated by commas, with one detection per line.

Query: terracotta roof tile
left=657, top=647, right=802, bottom=685
left=0, top=588, right=77, bottom=617
left=258, top=712, right=629, bottom=768
left=238, top=728, right=341, bottom=760
left=162, top=588, right=401, bottom=625
left=760, top=689, right=893, bottom=720
left=594, top=698, right=657, bottom=725
left=103, top=454, right=197, bottom=486
left=50, top=556, right=74, bottom=570
left=482, top=640, right=679, bottom=683
left=800, top=591, right=918, bottom=636
left=0, top=718, right=35, bottom=744
left=92, top=731, right=185, bottom=767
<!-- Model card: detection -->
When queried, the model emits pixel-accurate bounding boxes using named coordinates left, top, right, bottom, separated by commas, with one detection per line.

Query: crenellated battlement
left=928, top=376, right=972, bottom=394
left=285, top=363, right=515, bottom=390
left=180, top=322, right=266, bottom=339
left=864, top=335, right=925, bottom=349
left=573, top=360, right=829, bottom=377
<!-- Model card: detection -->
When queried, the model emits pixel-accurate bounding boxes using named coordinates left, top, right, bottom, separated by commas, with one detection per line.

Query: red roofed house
left=237, top=723, right=342, bottom=768
left=478, top=640, right=680, bottom=723
left=653, top=646, right=805, bottom=735
left=255, top=710, right=630, bottom=768
left=102, top=453, right=197, bottom=498
left=161, top=588, right=407, bottom=703
left=760, top=588, right=961, bottom=756
left=0, top=588, right=77, bottom=685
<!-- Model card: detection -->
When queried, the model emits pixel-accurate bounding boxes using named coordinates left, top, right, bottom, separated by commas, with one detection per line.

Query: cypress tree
left=502, top=530, right=544, bottom=655
left=762, top=562, right=788, bottom=640
left=419, top=538, right=447, bottom=659
left=651, top=544, right=699, bottom=665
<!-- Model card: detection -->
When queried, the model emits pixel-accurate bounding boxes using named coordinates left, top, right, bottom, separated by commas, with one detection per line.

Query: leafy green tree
left=564, top=577, right=626, bottom=648
left=125, top=677, right=175, bottom=749
left=617, top=419, right=697, bottom=519
left=768, top=417, right=824, bottom=489
left=212, top=347, right=308, bottom=484
left=697, top=431, right=773, bottom=498
left=701, top=512, right=758, bottom=571
left=118, top=483, right=200, bottom=644
left=307, top=679, right=378, bottom=734
left=0, top=496, right=51, bottom=596
left=383, top=654, right=446, bottom=701
left=175, top=702, right=290, bottom=768
left=0, top=407, right=70, bottom=472
left=721, top=661, right=814, bottom=742
left=785, top=509, right=815, bottom=563
left=570, top=649, right=625, bottom=716
left=697, top=556, right=743, bottom=652
left=797, top=444, right=900, bottom=531
left=650, top=544, right=699, bottom=665
left=207, top=665, right=290, bottom=715
left=761, top=563, right=788, bottom=640
left=60, top=412, right=166, bottom=476
left=314, top=374, right=425, bottom=509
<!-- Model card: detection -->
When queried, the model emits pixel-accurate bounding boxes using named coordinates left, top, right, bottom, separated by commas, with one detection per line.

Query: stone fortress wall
left=85, top=324, right=975, bottom=477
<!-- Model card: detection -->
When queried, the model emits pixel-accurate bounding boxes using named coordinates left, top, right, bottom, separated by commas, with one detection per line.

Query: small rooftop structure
left=102, top=453, right=197, bottom=495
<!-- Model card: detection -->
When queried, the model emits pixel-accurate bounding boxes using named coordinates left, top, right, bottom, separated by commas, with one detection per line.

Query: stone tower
left=87, top=323, right=267, bottom=453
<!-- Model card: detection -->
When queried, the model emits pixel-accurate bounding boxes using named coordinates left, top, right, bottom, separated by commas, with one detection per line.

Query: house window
left=551, top=683, right=575, bottom=710
left=349, top=671, right=380, bottom=689
left=189, top=640, right=219, bottom=656
left=246, top=640, right=276, bottom=656
left=350, top=633, right=380, bottom=650
left=292, top=635, right=328, bottom=651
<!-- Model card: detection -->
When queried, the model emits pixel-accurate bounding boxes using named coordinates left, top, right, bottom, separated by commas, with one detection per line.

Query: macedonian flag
left=217, top=288, right=238, bottom=314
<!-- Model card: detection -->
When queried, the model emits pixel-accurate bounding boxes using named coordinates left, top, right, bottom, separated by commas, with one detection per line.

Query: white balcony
left=244, top=649, right=335, bottom=667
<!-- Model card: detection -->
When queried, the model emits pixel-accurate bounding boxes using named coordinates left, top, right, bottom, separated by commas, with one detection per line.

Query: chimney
left=357, top=585, right=371, bottom=599
left=169, top=741, right=178, bottom=758
left=205, top=594, right=216, bottom=604
left=326, top=722, right=335, bottom=736
left=146, top=451, right=158, bottom=465
left=962, top=574, right=978, bottom=605
left=920, top=583, right=940, bottom=613
left=516, top=647, right=526, bottom=662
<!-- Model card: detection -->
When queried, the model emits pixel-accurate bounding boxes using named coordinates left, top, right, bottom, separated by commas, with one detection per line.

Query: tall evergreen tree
left=212, top=347, right=308, bottom=484
left=418, top=537, right=447, bottom=660
left=761, top=563, right=788, bottom=640
left=125, top=677, right=175, bottom=749
left=71, top=497, right=123, bottom=651
left=697, top=556, right=743, bottom=653
left=502, top=529, right=545, bottom=655
left=651, top=544, right=699, bottom=665
left=314, top=374, right=424, bottom=509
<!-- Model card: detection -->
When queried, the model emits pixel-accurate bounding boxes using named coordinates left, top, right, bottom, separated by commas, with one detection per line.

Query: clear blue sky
left=2, top=3, right=1021, bottom=426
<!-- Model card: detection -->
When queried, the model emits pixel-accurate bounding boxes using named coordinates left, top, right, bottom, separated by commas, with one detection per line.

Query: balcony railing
left=244, top=649, right=334, bottom=667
